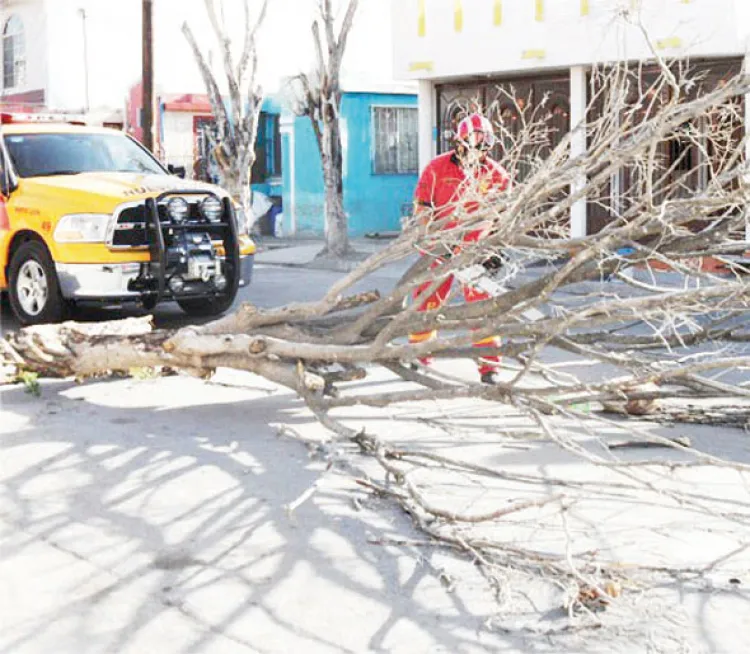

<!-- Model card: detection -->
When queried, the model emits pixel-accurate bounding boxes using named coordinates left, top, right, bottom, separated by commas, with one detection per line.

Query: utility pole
left=142, top=0, right=154, bottom=151
left=78, top=8, right=90, bottom=115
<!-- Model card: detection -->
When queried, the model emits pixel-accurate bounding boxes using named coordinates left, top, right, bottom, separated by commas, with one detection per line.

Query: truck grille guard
left=122, top=190, right=241, bottom=305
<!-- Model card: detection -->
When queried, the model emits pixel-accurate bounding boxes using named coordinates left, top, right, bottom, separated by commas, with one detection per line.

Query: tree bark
left=183, top=0, right=266, bottom=227
left=320, top=114, right=349, bottom=257
left=291, top=0, right=359, bottom=258
left=219, top=144, right=255, bottom=229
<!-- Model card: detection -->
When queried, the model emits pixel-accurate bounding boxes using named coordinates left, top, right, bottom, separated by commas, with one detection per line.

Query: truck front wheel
left=8, top=240, right=69, bottom=326
left=176, top=292, right=235, bottom=318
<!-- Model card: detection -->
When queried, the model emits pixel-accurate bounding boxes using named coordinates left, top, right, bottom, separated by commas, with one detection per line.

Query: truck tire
left=177, top=292, right=235, bottom=318
left=8, top=240, right=69, bottom=326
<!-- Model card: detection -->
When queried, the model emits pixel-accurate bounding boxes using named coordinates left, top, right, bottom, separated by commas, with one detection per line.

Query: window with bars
left=372, top=106, right=418, bottom=175
left=252, top=112, right=281, bottom=183
left=3, top=15, right=25, bottom=90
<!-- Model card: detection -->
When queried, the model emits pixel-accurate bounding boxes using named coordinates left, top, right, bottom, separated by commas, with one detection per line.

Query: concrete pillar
left=569, top=65, right=588, bottom=238
left=417, top=79, right=436, bottom=172
left=280, top=114, right=296, bottom=236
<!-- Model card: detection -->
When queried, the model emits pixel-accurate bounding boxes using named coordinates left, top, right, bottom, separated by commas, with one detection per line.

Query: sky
left=57, top=0, right=397, bottom=109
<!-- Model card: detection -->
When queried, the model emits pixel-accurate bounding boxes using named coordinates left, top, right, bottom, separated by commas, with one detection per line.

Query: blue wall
left=285, top=112, right=324, bottom=236
left=282, top=92, right=418, bottom=237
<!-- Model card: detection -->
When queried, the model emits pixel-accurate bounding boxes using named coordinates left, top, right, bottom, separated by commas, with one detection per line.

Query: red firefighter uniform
left=409, top=149, right=511, bottom=375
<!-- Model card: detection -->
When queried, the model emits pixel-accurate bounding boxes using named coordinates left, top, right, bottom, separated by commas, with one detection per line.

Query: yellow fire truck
left=0, top=113, right=255, bottom=325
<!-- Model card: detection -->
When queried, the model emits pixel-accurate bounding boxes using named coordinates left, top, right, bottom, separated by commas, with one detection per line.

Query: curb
left=255, top=259, right=367, bottom=273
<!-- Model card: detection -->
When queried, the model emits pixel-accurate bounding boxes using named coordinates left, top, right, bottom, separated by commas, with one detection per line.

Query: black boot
left=480, top=371, right=499, bottom=385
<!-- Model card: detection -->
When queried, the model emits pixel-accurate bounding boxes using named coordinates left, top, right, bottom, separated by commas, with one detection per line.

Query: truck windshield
left=4, top=132, right=166, bottom=178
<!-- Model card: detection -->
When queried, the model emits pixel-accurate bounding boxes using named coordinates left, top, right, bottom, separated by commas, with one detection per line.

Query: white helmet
left=456, top=113, right=496, bottom=151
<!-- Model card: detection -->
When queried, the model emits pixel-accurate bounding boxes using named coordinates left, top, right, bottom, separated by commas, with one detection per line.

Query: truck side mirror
left=168, top=164, right=186, bottom=179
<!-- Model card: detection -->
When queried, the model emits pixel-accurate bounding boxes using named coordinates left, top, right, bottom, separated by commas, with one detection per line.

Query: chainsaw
left=446, top=255, right=547, bottom=323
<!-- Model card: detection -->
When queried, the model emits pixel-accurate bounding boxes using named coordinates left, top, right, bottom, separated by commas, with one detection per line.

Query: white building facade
left=1, top=0, right=126, bottom=124
left=391, top=0, right=750, bottom=236
left=1, top=0, right=47, bottom=109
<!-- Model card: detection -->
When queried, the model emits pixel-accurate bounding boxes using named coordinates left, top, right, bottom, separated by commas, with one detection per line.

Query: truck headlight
left=200, top=196, right=223, bottom=223
left=54, top=214, right=111, bottom=243
left=167, top=197, right=190, bottom=223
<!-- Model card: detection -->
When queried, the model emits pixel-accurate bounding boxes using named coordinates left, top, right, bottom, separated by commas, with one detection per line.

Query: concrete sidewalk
left=253, top=237, right=395, bottom=271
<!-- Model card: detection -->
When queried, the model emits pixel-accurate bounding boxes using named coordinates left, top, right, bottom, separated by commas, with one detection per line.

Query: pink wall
left=125, top=81, right=145, bottom=142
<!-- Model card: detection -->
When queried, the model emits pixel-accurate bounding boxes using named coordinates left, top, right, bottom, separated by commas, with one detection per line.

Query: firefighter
left=409, top=112, right=511, bottom=385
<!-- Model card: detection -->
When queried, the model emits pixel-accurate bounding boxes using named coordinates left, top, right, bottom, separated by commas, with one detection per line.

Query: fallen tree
left=4, top=53, right=750, bottom=634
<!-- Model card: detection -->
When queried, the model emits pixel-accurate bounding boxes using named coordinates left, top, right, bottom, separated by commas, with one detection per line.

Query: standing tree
left=182, top=0, right=269, bottom=229
left=289, top=0, right=359, bottom=258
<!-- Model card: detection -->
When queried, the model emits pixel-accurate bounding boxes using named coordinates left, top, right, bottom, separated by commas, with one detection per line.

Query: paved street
left=3, top=252, right=750, bottom=653
left=1, top=250, right=413, bottom=336
left=6, top=0, right=750, bottom=649
left=1, top=254, right=521, bottom=654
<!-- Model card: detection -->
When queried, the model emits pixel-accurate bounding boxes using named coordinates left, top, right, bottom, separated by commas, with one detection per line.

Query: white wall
left=43, top=0, right=85, bottom=110
left=43, top=0, right=139, bottom=112
left=0, top=0, right=47, bottom=99
left=392, top=0, right=750, bottom=82
left=161, top=111, right=201, bottom=178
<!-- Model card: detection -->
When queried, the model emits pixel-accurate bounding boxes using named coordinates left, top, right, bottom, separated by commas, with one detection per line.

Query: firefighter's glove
left=482, top=254, right=505, bottom=272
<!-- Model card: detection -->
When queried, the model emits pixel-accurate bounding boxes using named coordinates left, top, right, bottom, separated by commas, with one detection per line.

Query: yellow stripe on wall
left=494, top=0, right=502, bottom=26
left=581, top=0, right=590, bottom=16
left=409, top=61, right=434, bottom=72
left=418, top=0, right=426, bottom=37
left=454, top=0, right=463, bottom=33
left=656, top=36, right=682, bottom=50
left=522, top=49, right=546, bottom=60
left=535, top=0, right=544, bottom=22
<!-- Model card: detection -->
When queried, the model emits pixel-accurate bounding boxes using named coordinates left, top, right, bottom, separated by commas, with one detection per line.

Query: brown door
left=587, top=57, right=744, bottom=235
left=536, top=90, right=571, bottom=238
left=487, top=76, right=570, bottom=236
left=486, top=79, right=534, bottom=180
left=435, top=84, right=486, bottom=154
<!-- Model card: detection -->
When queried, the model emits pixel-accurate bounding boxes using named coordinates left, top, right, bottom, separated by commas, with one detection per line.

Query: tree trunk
left=183, top=0, right=266, bottom=237
left=237, top=148, right=254, bottom=233
left=320, top=113, right=350, bottom=257
left=218, top=147, right=254, bottom=235
left=294, top=0, right=359, bottom=259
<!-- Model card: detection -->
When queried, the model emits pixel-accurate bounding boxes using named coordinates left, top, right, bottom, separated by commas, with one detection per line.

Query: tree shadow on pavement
left=3, top=369, right=748, bottom=654
left=0, top=376, right=526, bottom=654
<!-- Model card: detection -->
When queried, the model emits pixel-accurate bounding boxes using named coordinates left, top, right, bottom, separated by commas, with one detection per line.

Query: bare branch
left=237, top=0, right=269, bottom=83
left=334, top=0, right=358, bottom=75
left=181, top=22, right=233, bottom=150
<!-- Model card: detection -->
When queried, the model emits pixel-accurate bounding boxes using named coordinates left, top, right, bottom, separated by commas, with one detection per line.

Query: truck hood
left=25, top=172, right=229, bottom=205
